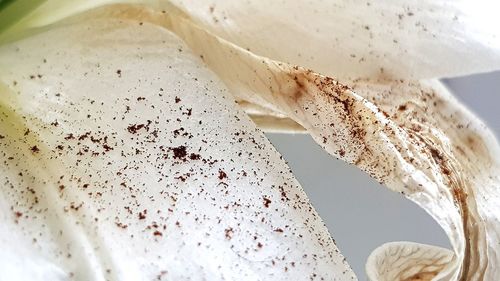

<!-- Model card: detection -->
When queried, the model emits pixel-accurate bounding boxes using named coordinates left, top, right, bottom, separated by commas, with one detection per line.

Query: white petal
left=366, top=242, right=454, bottom=281
left=125, top=7, right=500, bottom=279
left=0, top=16, right=355, bottom=280
left=170, top=0, right=500, bottom=80
left=4, top=4, right=499, bottom=280
left=248, top=115, right=306, bottom=134
left=351, top=78, right=500, bottom=280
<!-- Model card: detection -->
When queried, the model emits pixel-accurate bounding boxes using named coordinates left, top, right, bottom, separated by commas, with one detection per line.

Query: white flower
left=0, top=1, right=499, bottom=280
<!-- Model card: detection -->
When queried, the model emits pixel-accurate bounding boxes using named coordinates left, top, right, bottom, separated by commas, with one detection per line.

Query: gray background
left=266, top=71, right=499, bottom=280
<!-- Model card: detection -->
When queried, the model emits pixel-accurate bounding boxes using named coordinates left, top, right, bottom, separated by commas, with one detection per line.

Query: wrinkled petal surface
left=120, top=6, right=500, bottom=279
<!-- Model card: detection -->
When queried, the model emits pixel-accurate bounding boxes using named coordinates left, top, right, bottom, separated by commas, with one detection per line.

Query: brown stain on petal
left=402, top=271, right=438, bottom=281
left=420, top=139, right=473, bottom=281
left=461, top=132, right=492, bottom=165
left=290, top=73, right=308, bottom=102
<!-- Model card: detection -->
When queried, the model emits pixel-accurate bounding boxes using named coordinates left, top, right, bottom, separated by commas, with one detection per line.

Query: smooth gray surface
left=266, top=71, right=499, bottom=280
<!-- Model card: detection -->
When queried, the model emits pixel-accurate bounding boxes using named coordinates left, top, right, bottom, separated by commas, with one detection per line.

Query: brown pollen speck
left=263, top=197, right=272, bottom=208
